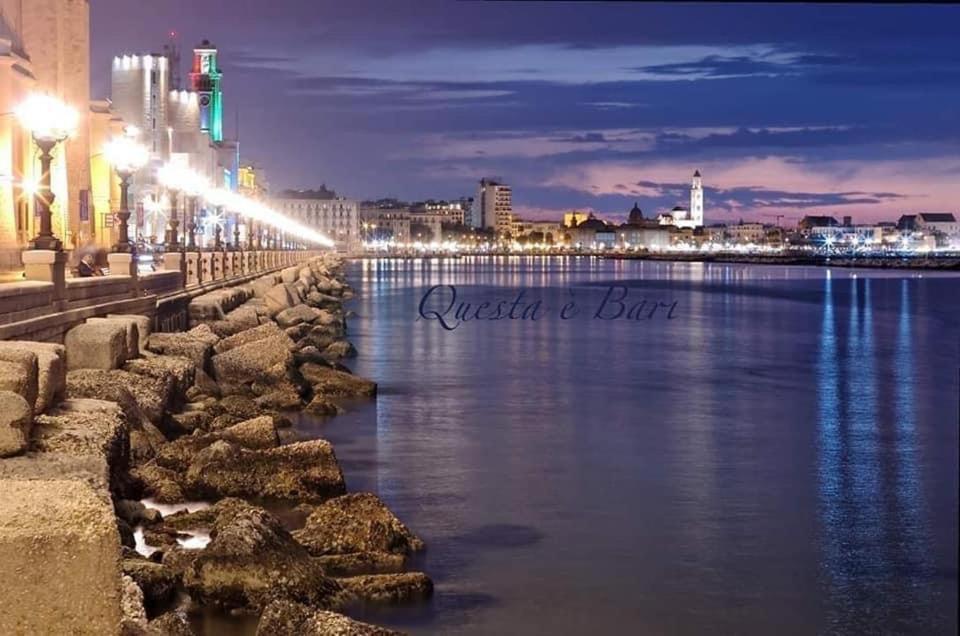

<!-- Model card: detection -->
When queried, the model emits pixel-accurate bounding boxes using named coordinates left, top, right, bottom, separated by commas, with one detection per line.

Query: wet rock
left=0, top=391, right=33, bottom=458
left=121, top=574, right=148, bottom=629
left=146, top=610, right=195, bottom=636
left=276, top=304, right=321, bottom=328
left=0, top=342, right=64, bottom=413
left=123, top=559, right=178, bottom=612
left=256, top=600, right=402, bottom=636
left=304, top=396, right=343, bottom=417
left=0, top=348, right=39, bottom=408
left=133, top=463, right=186, bottom=503
left=65, top=321, right=129, bottom=370
left=293, top=493, right=424, bottom=556
left=337, top=573, right=433, bottom=606
left=116, top=499, right=162, bottom=526
left=125, top=355, right=195, bottom=397
left=315, top=552, right=406, bottom=577
left=254, top=386, right=303, bottom=411
left=185, top=440, right=346, bottom=502
left=305, top=291, right=341, bottom=309
left=221, top=416, right=279, bottom=450
left=146, top=333, right=213, bottom=371
left=301, top=364, right=376, bottom=398
left=153, top=434, right=217, bottom=473
left=182, top=501, right=342, bottom=611
left=322, top=340, right=357, bottom=360
left=210, top=334, right=296, bottom=386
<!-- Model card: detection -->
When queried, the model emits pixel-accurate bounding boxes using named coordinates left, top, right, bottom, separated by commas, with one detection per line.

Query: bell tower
left=690, top=169, right=703, bottom=227
left=189, top=39, right=223, bottom=142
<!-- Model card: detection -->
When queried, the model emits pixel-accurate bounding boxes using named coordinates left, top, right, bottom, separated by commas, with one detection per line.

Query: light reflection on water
left=295, top=257, right=957, bottom=635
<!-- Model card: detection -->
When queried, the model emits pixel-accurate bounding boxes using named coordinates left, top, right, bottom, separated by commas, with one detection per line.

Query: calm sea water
left=292, top=256, right=958, bottom=635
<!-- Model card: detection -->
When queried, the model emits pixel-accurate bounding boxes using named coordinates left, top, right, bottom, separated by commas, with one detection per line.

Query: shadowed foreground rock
left=338, top=573, right=434, bottom=606
left=0, top=479, right=122, bottom=635
left=300, top=363, right=377, bottom=398
left=182, top=500, right=342, bottom=611
left=293, top=493, right=424, bottom=556
left=256, top=600, right=404, bottom=635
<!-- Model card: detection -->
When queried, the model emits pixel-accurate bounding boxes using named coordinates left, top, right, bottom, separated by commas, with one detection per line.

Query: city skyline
left=90, top=2, right=959, bottom=223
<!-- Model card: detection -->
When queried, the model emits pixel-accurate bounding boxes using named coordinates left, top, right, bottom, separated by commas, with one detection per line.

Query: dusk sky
left=91, top=1, right=960, bottom=223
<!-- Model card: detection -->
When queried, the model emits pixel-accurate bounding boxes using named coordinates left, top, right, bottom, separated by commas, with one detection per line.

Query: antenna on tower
left=163, top=30, right=182, bottom=90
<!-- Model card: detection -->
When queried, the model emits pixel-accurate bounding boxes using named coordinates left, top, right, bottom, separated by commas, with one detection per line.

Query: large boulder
left=256, top=600, right=402, bottom=636
left=292, top=493, right=424, bottom=556
left=213, top=322, right=284, bottom=355
left=265, top=284, right=297, bottom=316
left=221, top=416, right=279, bottom=450
left=211, top=333, right=296, bottom=386
left=322, top=340, right=357, bottom=360
left=181, top=501, right=342, bottom=611
left=0, top=347, right=39, bottom=408
left=122, top=558, right=178, bottom=613
left=107, top=314, right=152, bottom=352
left=146, top=332, right=213, bottom=371
left=65, top=321, right=129, bottom=370
left=337, top=573, right=433, bottom=605
left=314, top=552, right=406, bottom=577
left=133, top=463, right=186, bottom=503
left=125, top=355, right=196, bottom=397
left=0, top=342, right=64, bottom=413
left=86, top=316, right=141, bottom=359
left=301, top=364, right=376, bottom=398
left=67, top=369, right=172, bottom=426
left=185, top=440, right=346, bottom=502
left=275, top=304, right=321, bottom=329
left=0, top=391, right=33, bottom=458
left=0, top=479, right=122, bottom=635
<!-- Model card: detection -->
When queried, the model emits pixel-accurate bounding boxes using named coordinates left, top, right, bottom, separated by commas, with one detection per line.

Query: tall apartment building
left=473, top=178, right=512, bottom=238
left=274, top=189, right=359, bottom=248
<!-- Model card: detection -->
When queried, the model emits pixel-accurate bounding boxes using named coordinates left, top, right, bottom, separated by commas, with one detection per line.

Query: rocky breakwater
left=0, top=254, right=430, bottom=635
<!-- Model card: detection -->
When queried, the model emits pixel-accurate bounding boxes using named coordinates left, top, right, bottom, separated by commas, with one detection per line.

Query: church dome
left=627, top=202, right=644, bottom=224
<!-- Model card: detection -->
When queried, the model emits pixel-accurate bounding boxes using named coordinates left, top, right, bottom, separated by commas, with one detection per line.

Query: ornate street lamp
left=182, top=173, right=207, bottom=250
left=104, top=135, right=149, bottom=253
left=15, top=94, right=79, bottom=251
left=158, top=164, right=187, bottom=250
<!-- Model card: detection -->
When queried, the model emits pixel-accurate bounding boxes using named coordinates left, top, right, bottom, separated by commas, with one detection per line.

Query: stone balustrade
left=0, top=249, right=325, bottom=343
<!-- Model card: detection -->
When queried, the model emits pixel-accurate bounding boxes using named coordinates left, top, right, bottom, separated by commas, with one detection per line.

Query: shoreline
left=351, top=251, right=960, bottom=271
left=0, top=254, right=426, bottom=635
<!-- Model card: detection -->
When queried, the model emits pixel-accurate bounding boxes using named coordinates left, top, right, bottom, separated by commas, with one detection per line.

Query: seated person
left=77, top=253, right=103, bottom=277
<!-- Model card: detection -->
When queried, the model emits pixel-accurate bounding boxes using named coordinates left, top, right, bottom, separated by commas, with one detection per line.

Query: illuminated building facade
left=274, top=189, right=359, bottom=248
left=473, top=177, right=512, bottom=238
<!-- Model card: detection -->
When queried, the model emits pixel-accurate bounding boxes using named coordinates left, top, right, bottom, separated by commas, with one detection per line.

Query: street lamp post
left=104, top=135, right=148, bottom=253
left=15, top=94, right=79, bottom=251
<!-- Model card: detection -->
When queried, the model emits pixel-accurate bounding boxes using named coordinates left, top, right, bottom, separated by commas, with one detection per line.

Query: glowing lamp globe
left=15, top=94, right=79, bottom=144
left=104, top=136, right=149, bottom=177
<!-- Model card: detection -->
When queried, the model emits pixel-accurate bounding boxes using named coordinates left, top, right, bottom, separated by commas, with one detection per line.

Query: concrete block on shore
left=65, top=321, right=129, bottom=370
left=86, top=317, right=141, bottom=360
left=107, top=314, right=152, bottom=352
left=0, top=347, right=39, bottom=409
left=0, top=479, right=122, bottom=635
left=0, top=342, right=63, bottom=414
left=0, top=391, right=33, bottom=457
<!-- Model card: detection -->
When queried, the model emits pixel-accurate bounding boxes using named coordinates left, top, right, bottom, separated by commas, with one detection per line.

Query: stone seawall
left=0, top=254, right=428, bottom=635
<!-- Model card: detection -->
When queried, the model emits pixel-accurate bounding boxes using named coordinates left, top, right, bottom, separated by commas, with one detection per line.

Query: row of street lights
left=13, top=92, right=333, bottom=261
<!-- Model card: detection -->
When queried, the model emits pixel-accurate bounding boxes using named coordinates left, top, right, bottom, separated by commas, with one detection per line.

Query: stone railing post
left=211, top=251, right=223, bottom=281
left=186, top=251, right=201, bottom=286
left=106, top=252, right=139, bottom=297
left=162, top=252, right=186, bottom=290
left=200, top=251, right=213, bottom=283
left=21, top=250, right=67, bottom=308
